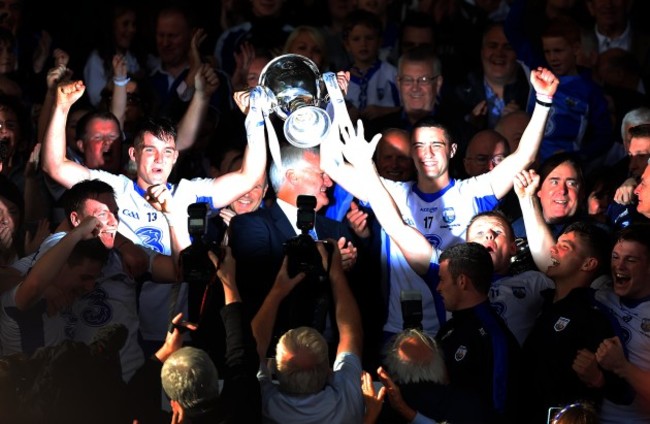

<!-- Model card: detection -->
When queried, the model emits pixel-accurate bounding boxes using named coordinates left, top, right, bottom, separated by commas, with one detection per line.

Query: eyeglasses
left=397, top=75, right=439, bottom=87
left=465, top=154, right=506, bottom=166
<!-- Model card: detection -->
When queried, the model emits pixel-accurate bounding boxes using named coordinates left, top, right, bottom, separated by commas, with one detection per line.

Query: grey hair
left=622, top=107, right=650, bottom=141
left=161, top=347, right=220, bottom=413
left=275, top=326, right=330, bottom=395
left=398, top=45, right=442, bottom=77
left=269, top=145, right=319, bottom=192
left=384, top=329, right=448, bottom=385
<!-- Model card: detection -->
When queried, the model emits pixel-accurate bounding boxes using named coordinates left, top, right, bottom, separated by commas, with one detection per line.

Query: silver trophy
left=258, top=53, right=332, bottom=148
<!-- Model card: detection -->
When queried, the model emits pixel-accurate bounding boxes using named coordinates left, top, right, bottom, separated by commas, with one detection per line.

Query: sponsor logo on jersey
left=641, top=319, right=650, bottom=333
left=122, top=209, right=140, bottom=219
left=420, top=207, right=438, bottom=213
left=455, top=345, right=468, bottom=361
left=554, top=317, right=570, bottom=332
left=442, top=207, right=456, bottom=223
left=425, top=233, right=442, bottom=248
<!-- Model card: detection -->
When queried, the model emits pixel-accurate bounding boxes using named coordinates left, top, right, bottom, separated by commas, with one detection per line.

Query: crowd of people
left=1, top=0, right=650, bottom=423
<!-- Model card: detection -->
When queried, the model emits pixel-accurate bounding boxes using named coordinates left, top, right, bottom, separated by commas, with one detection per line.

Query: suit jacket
left=229, top=202, right=354, bottom=344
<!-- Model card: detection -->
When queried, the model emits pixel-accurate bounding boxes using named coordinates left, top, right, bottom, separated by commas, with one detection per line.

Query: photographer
left=252, top=240, right=364, bottom=423
left=230, top=144, right=359, bottom=355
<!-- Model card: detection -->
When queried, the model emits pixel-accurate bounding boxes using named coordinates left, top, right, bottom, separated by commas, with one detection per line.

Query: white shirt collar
left=595, top=21, right=632, bottom=52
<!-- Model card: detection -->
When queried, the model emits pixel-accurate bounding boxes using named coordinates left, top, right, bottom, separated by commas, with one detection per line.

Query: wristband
left=113, top=77, right=130, bottom=87
left=536, top=98, right=553, bottom=108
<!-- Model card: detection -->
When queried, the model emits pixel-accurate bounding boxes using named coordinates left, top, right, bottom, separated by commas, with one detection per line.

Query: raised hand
left=513, top=169, right=540, bottom=199
left=337, top=237, right=358, bottom=271
left=46, top=65, right=72, bottom=90
left=340, top=119, right=381, bottom=170
left=572, top=349, right=604, bottom=388
left=75, top=215, right=103, bottom=240
left=361, top=371, right=385, bottom=424
left=195, top=63, right=220, bottom=99
left=530, top=67, right=559, bottom=98
left=112, top=54, right=127, bottom=80
left=596, top=336, right=627, bottom=374
left=145, top=183, right=174, bottom=213
left=56, top=80, right=86, bottom=109
left=346, top=201, right=370, bottom=238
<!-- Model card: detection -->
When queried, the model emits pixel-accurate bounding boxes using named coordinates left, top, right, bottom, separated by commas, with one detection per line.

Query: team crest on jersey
left=442, top=207, right=456, bottom=224
left=454, top=345, right=468, bottom=361
left=622, top=315, right=633, bottom=323
left=136, top=227, right=164, bottom=253
left=425, top=233, right=443, bottom=248
left=641, top=319, right=650, bottom=333
left=511, top=287, right=526, bottom=299
left=554, top=317, right=570, bottom=332
left=490, top=301, right=505, bottom=316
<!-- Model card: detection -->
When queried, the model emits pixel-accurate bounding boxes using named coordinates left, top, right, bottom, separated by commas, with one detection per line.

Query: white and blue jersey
left=379, top=176, right=499, bottom=336
left=489, top=271, right=554, bottom=346
left=595, top=287, right=650, bottom=423
left=346, top=59, right=400, bottom=112
left=89, top=170, right=218, bottom=342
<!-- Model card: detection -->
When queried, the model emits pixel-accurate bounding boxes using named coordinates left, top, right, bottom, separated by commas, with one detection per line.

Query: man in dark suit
left=229, top=144, right=358, bottom=353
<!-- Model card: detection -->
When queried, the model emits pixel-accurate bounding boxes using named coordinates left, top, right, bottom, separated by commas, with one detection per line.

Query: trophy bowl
left=259, top=53, right=331, bottom=148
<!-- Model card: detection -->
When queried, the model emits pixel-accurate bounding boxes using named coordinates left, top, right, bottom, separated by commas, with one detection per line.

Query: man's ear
left=128, top=146, right=136, bottom=162
left=457, top=273, right=469, bottom=290
left=508, top=240, right=518, bottom=257
left=69, top=211, right=82, bottom=227
left=76, top=140, right=85, bottom=153
left=286, top=169, right=298, bottom=185
left=582, top=257, right=598, bottom=272
left=449, top=143, right=458, bottom=158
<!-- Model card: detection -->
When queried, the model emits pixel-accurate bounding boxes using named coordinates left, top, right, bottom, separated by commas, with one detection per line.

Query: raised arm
left=513, top=169, right=554, bottom=271
left=110, top=54, right=128, bottom=130
left=41, top=80, right=91, bottom=188
left=251, top=258, right=304, bottom=361
left=175, top=63, right=220, bottom=151
left=208, top=86, right=268, bottom=209
left=597, top=336, right=650, bottom=409
left=339, top=120, right=436, bottom=275
left=37, top=50, right=71, bottom=144
left=324, top=241, right=363, bottom=357
left=487, top=68, right=559, bottom=199
left=14, top=216, right=101, bottom=310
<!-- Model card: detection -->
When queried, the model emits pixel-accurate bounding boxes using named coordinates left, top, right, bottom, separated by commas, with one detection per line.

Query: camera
left=283, top=195, right=328, bottom=279
left=401, top=290, right=423, bottom=330
left=180, top=202, right=224, bottom=284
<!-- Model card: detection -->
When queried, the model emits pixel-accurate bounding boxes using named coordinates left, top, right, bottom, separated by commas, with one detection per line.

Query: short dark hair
left=412, top=116, right=455, bottom=146
left=60, top=179, right=116, bottom=219
left=562, top=221, right=613, bottom=277
left=542, top=16, right=581, bottom=45
left=67, top=238, right=110, bottom=267
left=439, top=242, right=494, bottom=294
left=132, top=117, right=177, bottom=150
left=342, top=9, right=383, bottom=40
left=629, top=123, right=650, bottom=139
left=75, top=110, right=121, bottom=141
left=616, top=224, right=650, bottom=256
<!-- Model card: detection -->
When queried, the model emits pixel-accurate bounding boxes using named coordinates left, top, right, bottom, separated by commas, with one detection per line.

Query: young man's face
left=466, top=215, right=516, bottom=274
left=55, top=258, right=103, bottom=305
left=398, top=60, right=441, bottom=115
left=129, top=132, right=178, bottom=190
left=437, top=259, right=462, bottom=311
left=73, top=193, right=119, bottom=249
left=537, top=162, right=581, bottom=223
left=542, top=36, right=578, bottom=76
left=345, top=24, right=381, bottom=66
left=634, top=165, right=650, bottom=218
left=547, top=231, right=594, bottom=281
left=78, top=117, right=122, bottom=173
left=411, top=126, right=456, bottom=181
left=611, top=239, right=650, bottom=299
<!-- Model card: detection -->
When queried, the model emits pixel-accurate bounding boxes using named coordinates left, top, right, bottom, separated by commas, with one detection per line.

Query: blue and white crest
left=454, top=345, right=468, bottom=361
left=554, top=317, right=571, bottom=332
left=442, top=207, right=456, bottom=224
left=425, top=233, right=443, bottom=248
left=641, top=319, right=650, bottom=333
left=512, top=287, right=526, bottom=299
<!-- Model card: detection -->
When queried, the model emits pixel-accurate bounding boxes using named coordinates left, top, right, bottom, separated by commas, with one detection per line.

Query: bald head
left=495, top=110, right=530, bottom=152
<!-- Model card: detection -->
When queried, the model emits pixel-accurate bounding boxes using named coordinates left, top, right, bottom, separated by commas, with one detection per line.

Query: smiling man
left=41, top=79, right=266, bottom=354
